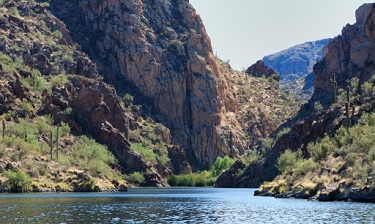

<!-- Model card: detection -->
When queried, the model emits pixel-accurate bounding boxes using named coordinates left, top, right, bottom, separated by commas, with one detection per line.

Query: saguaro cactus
left=24, top=129, right=27, bottom=141
left=330, top=73, right=337, bottom=104
left=229, top=131, right=233, bottom=152
left=2, top=120, right=4, bottom=139
left=125, top=120, right=129, bottom=141
left=56, top=126, right=59, bottom=160
left=50, top=130, right=53, bottom=160
left=345, top=86, right=355, bottom=130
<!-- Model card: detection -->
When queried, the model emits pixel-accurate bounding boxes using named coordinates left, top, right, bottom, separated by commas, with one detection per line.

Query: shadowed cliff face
left=51, top=0, right=244, bottom=168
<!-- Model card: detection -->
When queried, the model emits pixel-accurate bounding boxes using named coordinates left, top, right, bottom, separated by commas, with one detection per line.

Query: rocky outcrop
left=313, top=3, right=375, bottom=106
left=246, top=60, right=279, bottom=83
left=214, top=159, right=245, bottom=187
left=263, top=39, right=329, bottom=83
left=51, top=0, right=245, bottom=168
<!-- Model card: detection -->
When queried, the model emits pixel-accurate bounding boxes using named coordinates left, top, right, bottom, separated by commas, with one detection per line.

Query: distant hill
left=262, top=39, right=330, bottom=84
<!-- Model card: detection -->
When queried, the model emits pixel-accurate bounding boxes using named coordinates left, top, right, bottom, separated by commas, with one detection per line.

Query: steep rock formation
left=313, top=3, right=375, bottom=106
left=246, top=60, right=279, bottom=83
left=51, top=0, right=244, bottom=168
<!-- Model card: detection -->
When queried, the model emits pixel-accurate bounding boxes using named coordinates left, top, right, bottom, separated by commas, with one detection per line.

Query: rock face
left=246, top=60, right=279, bottom=83
left=263, top=39, right=329, bottom=84
left=51, top=0, right=244, bottom=168
left=312, top=3, right=375, bottom=106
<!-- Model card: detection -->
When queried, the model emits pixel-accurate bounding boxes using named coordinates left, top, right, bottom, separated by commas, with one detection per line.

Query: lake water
left=0, top=188, right=374, bottom=223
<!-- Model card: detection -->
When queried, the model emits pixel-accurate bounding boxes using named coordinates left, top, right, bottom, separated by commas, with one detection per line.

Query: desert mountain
left=263, top=39, right=330, bottom=84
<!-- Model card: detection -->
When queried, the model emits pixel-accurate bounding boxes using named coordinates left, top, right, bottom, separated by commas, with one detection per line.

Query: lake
left=0, top=188, right=374, bottom=223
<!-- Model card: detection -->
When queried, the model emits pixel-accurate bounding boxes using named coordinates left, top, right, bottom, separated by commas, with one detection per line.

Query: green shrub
left=276, top=149, right=297, bottom=175
left=131, top=172, right=145, bottom=184
left=193, top=175, right=206, bottom=187
left=345, top=152, right=358, bottom=166
left=211, top=156, right=236, bottom=177
left=50, top=74, right=69, bottom=87
left=262, top=137, right=274, bottom=154
left=21, top=98, right=33, bottom=117
left=123, top=93, right=134, bottom=102
left=307, top=136, right=334, bottom=161
left=176, top=174, right=194, bottom=186
left=131, top=143, right=157, bottom=164
left=314, top=101, right=323, bottom=112
left=242, top=149, right=260, bottom=165
left=11, top=7, right=19, bottom=17
left=275, top=128, right=291, bottom=142
left=293, top=159, right=318, bottom=177
left=59, top=122, right=70, bottom=137
left=36, top=31, right=45, bottom=41
left=167, top=175, right=177, bottom=186
left=4, top=169, right=32, bottom=192
left=206, top=177, right=216, bottom=186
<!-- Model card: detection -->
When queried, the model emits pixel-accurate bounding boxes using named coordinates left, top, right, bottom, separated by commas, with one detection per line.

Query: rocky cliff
left=245, top=60, right=279, bottom=83
left=313, top=3, right=375, bottom=107
left=50, top=0, right=244, bottom=169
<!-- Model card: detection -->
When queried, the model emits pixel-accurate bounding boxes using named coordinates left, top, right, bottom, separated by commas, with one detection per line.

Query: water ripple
left=0, top=188, right=375, bottom=223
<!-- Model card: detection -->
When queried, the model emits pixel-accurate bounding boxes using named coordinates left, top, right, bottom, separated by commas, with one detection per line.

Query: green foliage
left=307, top=136, right=334, bottom=161
left=59, top=122, right=70, bottom=137
left=63, top=107, right=73, bottom=117
left=21, top=98, right=33, bottom=116
left=41, top=2, right=50, bottom=8
left=50, top=74, right=69, bottom=87
left=167, top=174, right=194, bottom=186
left=314, top=101, right=323, bottom=112
left=275, top=127, right=291, bottom=142
left=131, top=143, right=157, bottom=164
left=62, top=53, right=73, bottom=62
left=262, top=137, right=274, bottom=154
left=293, top=158, right=318, bottom=176
left=277, top=149, right=318, bottom=176
left=361, top=81, right=373, bottom=94
left=4, top=169, right=32, bottom=192
left=130, top=172, right=145, bottom=184
left=11, top=7, right=19, bottom=17
left=123, top=93, right=134, bottom=103
left=276, top=149, right=298, bottom=175
left=211, top=156, right=236, bottom=177
left=20, top=75, right=48, bottom=92
left=1, top=116, right=122, bottom=187
left=36, top=31, right=45, bottom=41
left=159, top=30, right=169, bottom=38
left=242, top=149, right=260, bottom=165
left=0, top=52, right=22, bottom=73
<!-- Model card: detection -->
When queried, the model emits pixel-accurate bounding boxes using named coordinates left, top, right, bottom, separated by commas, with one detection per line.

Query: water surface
left=0, top=188, right=374, bottom=223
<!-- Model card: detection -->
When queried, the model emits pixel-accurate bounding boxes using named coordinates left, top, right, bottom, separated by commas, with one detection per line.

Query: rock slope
left=50, top=0, right=244, bottom=169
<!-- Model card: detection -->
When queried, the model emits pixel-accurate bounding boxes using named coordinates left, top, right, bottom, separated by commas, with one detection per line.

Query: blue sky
left=189, top=1, right=370, bottom=70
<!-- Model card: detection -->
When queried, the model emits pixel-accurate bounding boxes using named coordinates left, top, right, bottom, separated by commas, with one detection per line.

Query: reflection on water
left=0, top=188, right=375, bottom=223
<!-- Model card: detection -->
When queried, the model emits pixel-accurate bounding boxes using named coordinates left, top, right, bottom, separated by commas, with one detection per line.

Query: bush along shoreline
left=167, top=156, right=235, bottom=187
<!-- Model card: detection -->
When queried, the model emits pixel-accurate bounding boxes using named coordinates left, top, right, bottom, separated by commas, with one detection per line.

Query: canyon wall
left=51, top=0, right=245, bottom=168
